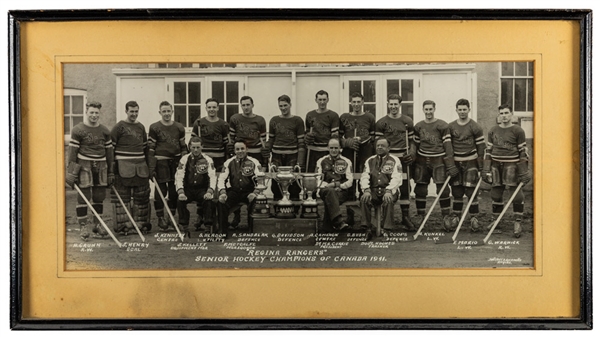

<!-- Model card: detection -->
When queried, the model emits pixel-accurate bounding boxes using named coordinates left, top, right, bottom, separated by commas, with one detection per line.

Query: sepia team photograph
left=63, top=61, right=535, bottom=270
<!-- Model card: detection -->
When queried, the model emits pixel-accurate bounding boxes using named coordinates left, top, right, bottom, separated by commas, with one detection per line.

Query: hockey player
left=482, top=104, right=532, bottom=238
left=359, top=138, right=403, bottom=239
left=148, top=101, right=188, bottom=231
left=217, top=141, right=262, bottom=234
left=228, top=96, right=268, bottom=166
left=110, top=101, right=152, bottom=235
left=447, top=99, right=486, bottom=232
left=267, top=94, right=305, bottom=201
left=304, top=90, right=340, bottom=173
left=191, top=98, right=229, bottom=172
left=339, top=92, right=375, bottom=174
left=175, top=137, right=217, bottom=233
left=66, top=101, right=114, bottom=241
left=374, top=94, right=417, bottom=231
left=228, top=96, right=267, bottom=227
left=413, top=100, right=459, bottom=231
left=315, top=138, right=353, bottom=232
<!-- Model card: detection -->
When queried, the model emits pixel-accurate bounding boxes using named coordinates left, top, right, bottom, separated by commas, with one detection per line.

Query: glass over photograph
left=63, top=62, right=535, bottom=270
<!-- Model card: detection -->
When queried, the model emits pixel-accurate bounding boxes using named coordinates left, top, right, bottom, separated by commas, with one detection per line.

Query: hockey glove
left=227, top=143, right=235, bottom=157
left=401, top=153, right=415, bottom=165
left=66, top=162, right=81, bottom=188
left=305, top=132, right=315, bottom=145
left=517, top=159, right=532, bottom=184
left=261, top=147, right=271, bottom=160
left=443, top=157, right=460, bottom=177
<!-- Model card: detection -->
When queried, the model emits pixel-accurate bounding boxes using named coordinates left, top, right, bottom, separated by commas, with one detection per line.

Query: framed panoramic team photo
left=9, top=9, right=591, bottom=329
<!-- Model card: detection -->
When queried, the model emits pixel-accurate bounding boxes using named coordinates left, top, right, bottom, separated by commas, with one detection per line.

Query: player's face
left=375, top=139, right=390, bottom=156
left=388, top=99, right=400, bottom=116
left=240, top=99, right=254, bottom=115
left=328, top=140, right=340, bottom=157
left=86, top=107, right=101, bottom=124
left=190, top=142, right=203, bottom=156
left=125, top=106, right=139, bottom=123
left=350, top=97, right=364, bottom=113
left=456, top=105, right=470, bottom=120
left=498, top=108, right=513, bottom=124
left=234, top=143, right=247, bottom=159
left=278, top=101, right=291, bottom=116
left=206, top=102, right=219, bottom=118
left=315, top=94, right=329, bottom=110
left=159, top=105, right=173, bottom=122
left=423, top=104, right=436, bottom=120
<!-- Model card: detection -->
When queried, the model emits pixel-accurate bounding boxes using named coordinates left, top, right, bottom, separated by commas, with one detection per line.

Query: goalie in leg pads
left=110, top=101, right=152, bottom=235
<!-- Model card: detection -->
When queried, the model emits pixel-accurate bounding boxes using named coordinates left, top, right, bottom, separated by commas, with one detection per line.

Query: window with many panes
left=211, top=81, right=240, bottom=122
left=347, top=80, right=377, bottom=115
left=64, top=88, right=87, bottom=135
left=500, top=62, right=534, bottom=114
left=173, top=81, right=202, bottom=127
left=386, top=79, right=415, bottom=120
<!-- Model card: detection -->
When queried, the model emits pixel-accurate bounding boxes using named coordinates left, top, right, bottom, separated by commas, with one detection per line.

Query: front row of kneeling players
left=67, top=97, right=531, bottom=242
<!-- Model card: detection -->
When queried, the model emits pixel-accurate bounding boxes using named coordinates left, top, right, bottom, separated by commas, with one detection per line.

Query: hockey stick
left=152, top=177, right=185, bottom=242
left=353, top=129, right=359, bottom=199
left=413, top=175, right=452, bottom=240
left=111, top=186, right=146, bottom=242
left=404, top=125, right=411, bottom=192
left=435, top=177, right=483, bottom=244
left=74, top=184, right=122, bottom=248
left=483, top=182, right=524, bottom=244
left=305, top=126, right=313, bottom=172
left=375, top=205, right=382, bottom=237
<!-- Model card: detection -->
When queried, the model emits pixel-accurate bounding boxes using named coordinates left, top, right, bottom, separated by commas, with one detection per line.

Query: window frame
left=499, top=62, right=534, bottom=118
left=63, top=88, right=87, bottom=143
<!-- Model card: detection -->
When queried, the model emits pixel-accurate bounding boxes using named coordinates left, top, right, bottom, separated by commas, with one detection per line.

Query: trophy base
left=274, top=204, right=296, bottom=219
left=300, top=204, right=319, bottom=218
left=252, top=198, right=271, bottom=218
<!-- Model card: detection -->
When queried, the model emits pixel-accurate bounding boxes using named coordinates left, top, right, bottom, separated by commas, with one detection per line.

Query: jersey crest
left=241, top=160, right=256, bottom=176
left=381, top=159, right=395, bottom=174
left=334, top=159, right=348, bottom=174
left=195, top=158, right=209, bottom=174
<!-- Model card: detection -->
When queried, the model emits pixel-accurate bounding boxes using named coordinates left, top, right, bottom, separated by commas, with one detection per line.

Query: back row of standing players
left=66, top=89, right=531, bottom=240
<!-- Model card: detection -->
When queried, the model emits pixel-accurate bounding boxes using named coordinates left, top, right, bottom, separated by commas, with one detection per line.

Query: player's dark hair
left=86, top=101, right=102, bottom=110
left=234, top=141, right=248, bottom=149
left=189, top=136, right=203, bottom=147
left=315, top=90, right=329, bottom=99
left=498, top=104, right=512, bottom=112
left=387, top=94, right=402, bottom=103
left=350, top=92, right=364, bottom=100
left=124, top=101, right=137, bottom=111
left=159, top=101, right=172, bottom=109
left=278, top=95, right=291, bottom=104
left=240, top=96, right=254, bottom=104
left=376, top=137, right=391, bottom=146
left=456, top=98, right=470, bottom=108
left=205, top=98, right=220, bottom=105
left=423, top=100, right=436, bottom=108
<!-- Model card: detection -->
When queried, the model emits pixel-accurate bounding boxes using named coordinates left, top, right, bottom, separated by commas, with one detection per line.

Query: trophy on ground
left=270, top=165, right=301, bottom=219
left=297, top=173, right=322, bottom=218
left=251, top=171, right=271, bottom=218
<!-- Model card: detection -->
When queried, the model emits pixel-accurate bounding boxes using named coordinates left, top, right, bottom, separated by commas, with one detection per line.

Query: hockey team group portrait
left=63, top=62, right=535, bottom=270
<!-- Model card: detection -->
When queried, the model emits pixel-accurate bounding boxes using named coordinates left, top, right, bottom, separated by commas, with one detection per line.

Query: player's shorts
left=155, top=158, right=179, bottom=183
left=413, top=155, right=446, bottom=184
left=451, top=159, right=480, bottom=187
left=78, top=159, right=108, bottom=188
left=491, top=160, right=519, bottom=187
